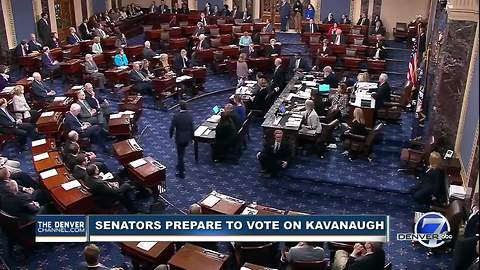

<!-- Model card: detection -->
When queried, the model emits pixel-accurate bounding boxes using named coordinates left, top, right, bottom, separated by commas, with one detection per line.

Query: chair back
left=217, top=19, right=226, bottom=24
left=179, top=21, right=188, bottom=27
left=260, top=35, right=270, bottom=44
left=160, top=23, right=170, bottom=30
left=365, top=123, right=383, bottom=148
left=291, top=259, right=329, bottom=270
left=351, top=28, right=361, bottom=35
left=211, top=38, right=222, bottom=48
left=209, top=27, right=220, bottom=36
left=160, top=31, right=170, bottom=41
left=345, top=48, right=357, bottom=57
left=396, top=22, right=407, bottom=31
left=316, top=119, right=340, bottom=144
left=354, top=38, right=364, bottom=45
left=309, top=35, right=321, bottom=44
left=238, top=243, right=276, bottom=267
left=233, top=25, right=242, bottom=33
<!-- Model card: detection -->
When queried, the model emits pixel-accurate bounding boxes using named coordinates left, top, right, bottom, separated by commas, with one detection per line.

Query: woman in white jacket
left=12, top=85, right=39, bottom=122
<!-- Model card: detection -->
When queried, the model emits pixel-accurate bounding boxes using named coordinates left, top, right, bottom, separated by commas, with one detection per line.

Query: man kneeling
left=256, top=129, right=291, bottom=177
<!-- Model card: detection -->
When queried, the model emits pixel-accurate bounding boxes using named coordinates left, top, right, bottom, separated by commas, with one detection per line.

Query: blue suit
left=64, top=112, right=105, bottom=148
left=279, top=2, right=291, bottom=31
left=41, top=52, right=60, bottom=73
left=31, top=80, right=54, bottom=102
left=67, top=33, right=82, bottom=45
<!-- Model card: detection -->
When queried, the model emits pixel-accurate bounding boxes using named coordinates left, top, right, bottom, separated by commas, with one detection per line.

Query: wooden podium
left=108, top=114, right=133, bottom=137
left=127, top=156, right=166, bottom=198
left=198, top=191, right=246, bottom=215
left=50, top=184, right=95, bottom=214
left=119, top=95, right=143, bottom=112
left=112, top=138, right=144, bottom=165
left=36, top=111, right=62, bottom=135
left=121, top=242, right=175, bottom=268
left=46, top=97, right=74, bottom=112
left=168, top=243, right=229, bottom=270
left=32, top=151, right=63, bottom=173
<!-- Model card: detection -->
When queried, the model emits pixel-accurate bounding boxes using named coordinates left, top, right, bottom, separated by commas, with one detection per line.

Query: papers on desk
left=53, top=96, right=66, bottom=102
left=130, top=158, right=147, bottom=168
left=100, top=172, right=114, bottom=180
left=202, top=195, right=221, bottom=207
left=71, top=85, right=84, bottom=90
left=273, top=116, right=282, bottom=126
left=241, top=207, right=259, bottom=215
left=114, top=84, right=124, bottom=88
left=299, top=127, right=315, bottom=135
left=61, top=180, right=81, bottom=191
left=27, top=77, right=34, bottom=81
left=117, top=66, right=129, bottom=70
left=41, top=111, right=55, bottom=117
left=109, top=113, right=122, bottom=119
left=244, top=80, right=256, bottom=84
left=304, top=74, right=315, bottom=79
left=195, top=126, right=209, bottom=137
left=40, top=168, right=58, bottom=179
left=152, top=55, right=161, bottom=59
left=356, top=82, right=378, bottom=90
left=240, top=267, right=252, bottom=270
left=285, top=117, right=302, bottom=127
left=449, top=185, right=466, bottom=200
left=176, top=75, right=192, bottom=83
left=136, top=241, right=157, bottom=251
left=291, top=113, right=303, bottom=119
left=207, top=115, right=221, bottom=123
left=1, top=86, right=14, bottom=93
left=229, top=44, right=238, bottom=48
left=301, top=80, right=317, bottom=87
left=128, top=138, right=142, bottom=151
left=119, top=110, right=135, bottom=118
left=235, top=86, right=252, bottom=95
left=32, top=138, right=47, bottom=147
left=33, top=152, right=49, bottom=162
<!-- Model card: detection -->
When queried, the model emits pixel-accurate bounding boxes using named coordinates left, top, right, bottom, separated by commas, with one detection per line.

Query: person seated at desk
left=157, top=0, right=170, bottom=14
left=64, top=103, right=107, bottom=153
left=332, top=28, right=346, bottom=45
left=28, top=33, right=43, bottom=53
left=257, top=130, right=291, bottom=177
left=84, top=54, right=106, bottom=90
left=199, top=12, right=208, bottom=26
left=193, top=22, right=206, bottom=37
left=372, top=35, right=386, bottom=60
left=114, top=32, right=127, bottom=49
left=243, top=43, right=258, bottom=59
left=77, top=90, right=105, bottom=127
left=371, top=15, right=383, bottom=27
left=239, top=31, right=253, bottom=48
left=221, top=4, right=231, bottom=16
left=212, top=112, right=238, bottom=163
left=85, top=164, right=139, bottom=213
left=289, top=53, right=310, bottom=76
left=48, top=32, right=61, bottom=49
left=262, top=19, right=274, bottom=32
left=71, top=153, right=89, bottom=181
left=178, top=3, right=190, bottom=14
left=371, top=73, right=391, bottom=109
left=129, top=62, right=153, bottom=94
left=322, top=66, right=338, bottom=88
left=371, top=20, right=386, bottom=36
left=158, top=53, right=173, bottom=75
left=93, top=24, right=108, bottom=39
left=332, top=242, right=385, bottom=270
left=341, top=14, right=351, bottom=24
left=118, top=7, right=128, bottom=20
left=79, top=18, right=93, bottom=40
left=0, top=65, right=9, bottom=91
left=0, top=98, right=38, bottom=151
left=143, top=41, right=157, bottom=61
left=141, top=59, right=156, bottom=79
left=233, top=94, right=246, bottom=123
left=300, top=99, right=322, bottom=134
left=317, top=39, right=332, bottom=58
left=304, top=4, right=315, bottom=20
left=282, top=242, right=325, bottom=264
left=91, top=36, right=103, bottom=54
left=41, top=46, right=61, bottom=74
left=174, top=49, right=192, bottom=71
left=231, top=4, right=240, bottom=19
left=0, top=179, right=44, bottom=222
left=241, top=7, right=252, bottom=23
left=264, top=38, right=280, bottom=57
left=12, top=85, right=39, bottom=123
left=31, top=72, right=56, bottom=102
left=271, top=57, right=287, bottom=91
left=323, top=12, right=336, bottom=24
left=194, top=34, right=210, bottom=51
left=249, top=72, right=264, bottom=95
left=0, top=161, right=39, bottom=191
left=236, top=53, right=249, bottom=84
left=113, top=48, right=129, bottom=67
left=304, top=18, right=318, bottom=33
left=67, top=27, right=82, bottom=45
left=15, top=40, right=29, bottom=57
left=79, top=244, right=125, bottom=270
left=329, top=82, right=349, bottom=120
left=411, top=151, right=447, bottom=207
left=341, top=107, right=368, bottom=157
left=328, top=22, right=340, bottom=36
left=357, top=12, right=370, bottom=26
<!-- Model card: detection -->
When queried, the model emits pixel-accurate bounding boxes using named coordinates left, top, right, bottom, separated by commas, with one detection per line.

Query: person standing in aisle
left=293, top=0, right=304, bottom=33
left=169, top=101, right=194, bottom=179
left=279, top=0, right=291, bottom=32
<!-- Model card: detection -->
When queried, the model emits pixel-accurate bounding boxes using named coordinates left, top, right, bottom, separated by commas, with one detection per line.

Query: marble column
left=427, top=0, right=478, bottom=148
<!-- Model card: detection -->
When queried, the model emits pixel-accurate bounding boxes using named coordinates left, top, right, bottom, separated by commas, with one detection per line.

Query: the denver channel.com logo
left=396, top=212, right=452, bottom=248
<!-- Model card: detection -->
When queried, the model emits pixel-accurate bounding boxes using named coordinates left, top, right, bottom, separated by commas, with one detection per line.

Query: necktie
left=3, top=108, right=14, bottom=122
left=311, top=24, right=314, bottom=33
left=296, top=59, right=300, bottom=69
left=274, top=142, right=279, bottom=153
left=75, top=34, right=80, bottom=42
left=22, top=46, right=26, bottom=56
left=82, top=101, right=92, bottom=116
left=336, top=36, right=340, bottom=45
left=137, top=71, right=145, bottom=80
left=182, top=57, right=186, bottom=68
left=361, top=18, right=365, bottom=25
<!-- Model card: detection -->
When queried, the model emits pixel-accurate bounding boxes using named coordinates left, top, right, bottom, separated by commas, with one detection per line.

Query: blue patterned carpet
left=0, top=33, right=454, bottom=270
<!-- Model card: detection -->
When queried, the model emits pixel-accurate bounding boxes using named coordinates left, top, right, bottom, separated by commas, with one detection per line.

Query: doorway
left=54, top=0, right=76, bottom=40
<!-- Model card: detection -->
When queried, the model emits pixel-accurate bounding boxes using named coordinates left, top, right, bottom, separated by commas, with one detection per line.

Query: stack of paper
left=27, top=77, right=34, bottom=81
left=195, top=126, right=208, bottom=137
left=72, top=85, right=84, bottom=90
left=202, top=195, right=221, bottom=207
left=136, top=242, right=157, bottom=251
left=130, top=158, right=147, bottom=168
left=100, top=172, right=114, bottom=180
left=285, top=117, right=302, bottom=127
left=33, top=152, right=49, bottom=161
left=40, top=169, right=58, bottom=179
left=61, top=180, right=81, bottom=191
left=109, top=113, right=122, bottom=119
left=32, top=138, right=47, bottom=147
left=207, top=115, right=221, bottom=123
left=449, top=185, right=466, bottom=200
left=1, top=86, right=14, bottom=93
left=128, top=138, right=142, bottom=150
left=53, top=97, right=66, bottom=102
left=241, top=207, right=259, bottom=215
left=41, top=111, right=55, bottom=117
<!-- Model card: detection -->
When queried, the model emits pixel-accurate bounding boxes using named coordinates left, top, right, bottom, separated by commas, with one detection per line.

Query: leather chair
left=315, top=119, right=340, bottom=156
left=210, top=37, right=222, bottom=48
left=212, top=51, right=227, bottom=74
left=209, top=27, right=220, bottom=36
left=237, top=242, right=277, bottom=268
left=399, top=135, right=436, bottom=174
left=319, top=109, right=340, bottom=124
left=0, top=208, right=36, bottom=252
left=343, top=123, right=383, bottom=161
left=376, top=102, right=403, bottom=123
left=393, top=22, right=408, bottom=41
left=291, top=259, right=329, bottom=270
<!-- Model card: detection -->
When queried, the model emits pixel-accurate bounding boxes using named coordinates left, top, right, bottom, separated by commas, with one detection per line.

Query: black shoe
left=175, top=172, right=185, bottom=178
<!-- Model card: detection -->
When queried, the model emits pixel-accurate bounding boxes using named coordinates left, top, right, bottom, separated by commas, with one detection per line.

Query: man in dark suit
left=332, top=29, right=346, bottom=45
left=37, top=12, right=51, bottom=44
left=262, top=19, right=274, bottom=32
left=371, top=21, right=386, bottom=36
left=372, top=73, right=391, bottom=109
left=41, top=46, right=61, bottom=73
left=0, top=98, right=37, bottom=150
left=271, top=58, right=287, bottom=90
left=257, top=130, right=291, bottom=177
left=193, top=22, right=206, bottom=37
left=143, top=41, right=157, bottom=60
left=31, top=72, right=56, bottom=102
left=241, top=7, right=251, bottom=23
left=279, top=0, right=291, bottom=32
left=174, top=49, right=192, bottom=71
left=0, top=179, right=42, bottom=221
left=78, top=18, right=92, bottom=40
left=289, top=54, right=310, bottom=76
left=345, top=242, right=385, bottom=270
left=322, top=66, right=338, bottom=88
left=79, top=244, right=127, bottom=270
left=199, top=12, right=208, bottom=26
left=304, top=19, right=318, bottom=33
left=169, top=101, right=194, bottom=179
left=157, top=0, right=170, bottom=14
left=341, top=14, right=351, bottom=24
left=67, top=27, right=82, bottom=45
left=84, top=83, right=111, bottom=118
left=15, top=40, right=29, bottom=57
left=129, top=63, right=153, bottom=94
left=242, top=43, right=257, bottom=58
left=72, top=153, right=89, bottom=181
left=264, top=38, right=280, bottom=57
left=356, top=13, right=370, bottom=26
left=27, top=33, right=43, bottom=52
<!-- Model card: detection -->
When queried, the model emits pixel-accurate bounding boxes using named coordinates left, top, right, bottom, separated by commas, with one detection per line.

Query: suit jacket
left=28, top=40, right=43, bottom=52
left=77, top=262, right=110, bottom=270
left=31, top=80, right=53, bottom=101
left=196, top=39, right=210, bottom=50
left=63, top=112, right=83, bottom=134
left=263, top=23, right=274, bottom=33
left=41, top=52, right=55, bottom=69
left=15, top=44, right=28, bottom=57
left=304, top=23, right=318, bottom=33
left=77, top=100, right=95, bottom=121
left=194, top=27, right=206, bottom=37
left=341, top=18, right=352, bottom=24
left=318, top=45, right=332, bottom=56
left=323, top=73, right=338, bottom=88
left=303, top=109, right=322, bottom=133
left=241, top=11, right=251, bottom=22
left=0, top=75, right=8, bottom=91
left=129, top=70, right=148, bottom=84
left=78, top=23, right=91, bottom=40
left=215, top=118, right=236, bottom=146
left=279, top=2, right=291, bottom=18
left=262, top=139, right=291, bottom=162
left=174, top=54, right=192, bottom=70
left=356, top=18, right=370, bottom=26
left=37, top=18, right=51, bottom=43
left=114, top=54, right=129, bottom=67
left=85, top=93, right=105, bottom=110
left=84, top=60, right=99, bottom=74
left=48, top=38, right=60, bottom=49
left=143, top=47, right=156, bottom=60
left=346, top=250, right=385, bottom=270
left=272, top=66, right=287, bottom=89
left=289, top=57, right=309, bottom=71
left=251, top=87, right=270, bottom=112
left=371, top=26, right=386, bottom=36
left=67, top=33, right=82, bottom=45
left=373, top=82, right=391, bottom=108
left=0, top=108, right=16, bottom=128
left=324, top=18, right=336, bottom=24
left=93, top=28, right=107, bottom=38
left=169, top=110, right=194, bottom=144
left=0, top=191, right=39, bottom=220
left=158, top=4, right=170, bottom=14
left=332, top=34, right=346, bottom=45
left=264, top=45, right=280, bottom=57
left=92, top=43, right=103, bottom=54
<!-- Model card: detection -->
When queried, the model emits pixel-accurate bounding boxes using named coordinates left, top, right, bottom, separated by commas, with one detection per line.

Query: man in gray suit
left=283, top=242, right=325, bottom=263
left=169, top=101, right=194, bottom=179
left=84, top=54, right=106, bottom=89
left=76, top=90, right=105, bottom=127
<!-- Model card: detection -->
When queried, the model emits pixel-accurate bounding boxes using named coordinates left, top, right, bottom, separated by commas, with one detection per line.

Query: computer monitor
left=278, top=104, right=287, bottom=114
left=319, top=84, right=330, bottom=93
left=212, top=105, right=220, bottom=114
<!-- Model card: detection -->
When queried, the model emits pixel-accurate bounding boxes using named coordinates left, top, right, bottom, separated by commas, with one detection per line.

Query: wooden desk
left=124, top=45, right=144, bottom=62
left=219, top=24, right=233, bottom=34
left=17, top=54, right=41, bottom=73
left=152, top=76, right=176, bottom=100
left=79, top=40, right=94, bottom=54
left=15, top=78, right=33, bottom=93
left=40, top=166, right=72, bottom=190
left=119, top=95, right=143, bottom=112
left=46, top=97, right=74, bottom=112
left=247, top=57, right=273, bottom=73
left=170, top=38, right=188, bottom=52
left=49, top=48, right=64, bottom=61
left=198, top=191, right=246, bottom=215
left=242, top=263, right=277, bottom=270
left=65, top=86, right=84, bottom=98
left=101, top=36, right=117, bottom=49
left=183, top=67, right=207, bottom=93
left=31, top=138, right=56, bottom=155
left=62, top=44, right=81, bottom=57
left=108, top=114, right=133, bottom=137
left=218, top=45, right=240, bottom=59
left=127, top=156, right=166, bottom=197
left=112, top=138, right=144, bottom=165
left=36, top=112, right=62, bottom=135
left=168, top=243, right=229, bottom=270
left=50, top=184, right=94, bottom=214
left=121, top=242, right=175, bottom=268
left=60, top=59, right=83, bottom=75
left=32, top=151, right=63, bottom=173
left=244, top=204, right=286, bottom=215
left=105, top=68, right=130, bottom=85
left=193, top=116, right=218, bottom=162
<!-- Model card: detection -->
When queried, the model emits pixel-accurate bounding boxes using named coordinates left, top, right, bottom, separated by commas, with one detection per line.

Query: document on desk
left=53, top=97, right=66, bottom=102
left=202, top=195, right=221, bottom=207
left=207, top=115, right=221, bottom=123
left=109, top=113, right=122, bottom=119
left=27, top=77, right=34, bottom=81
left=301, top=81, right=317, bottom=87
left=128, top=138, right=142, bottom=150
left=195, top=126, right=209, bottom=137
left=41, top=111, right=55, bottom=117
left=449, top=185, right=466, bottom=199
left=240, top=267, right=252, bottom=270
left=33, top=152, right=49, bottom=161
left=176, top=75, right=192, bottom=83
left=100, top=172, right=114, bottom=180
left=40, top=168, right=58, bottom=179
left=32, top=138, right=47, bottom=147
left=61, top=180, right=81, bottom=191
left=1, top=86, right=14, bottom=93
left=130, top=158, right=147, bottom=168
left=136, top=241, right=157, bottom=251
left=241, top=207, right=259, bottom=215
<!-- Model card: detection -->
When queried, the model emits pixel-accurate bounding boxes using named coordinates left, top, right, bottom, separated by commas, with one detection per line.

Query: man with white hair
left=196, top=34, right=209, bottom=50
left=31, top=72, right=56, bottom=102
left=84, top=54, right=106, bottom=89
left=322, top=66, right=338, bottom=88
left=372, top=73, right=391, bottom=108
left=64, top=103, right=107, bottom=152
left=332, top=28, right=345, bottom=45
left=129, top=62, right=153, bottom=94
left=143, top=40, right=157, bottom=60
left=0, top=179, right=42, bottom=220
left=67, top=27, right=82, bottom=45
left=271, top=57, right=286, bottom=91
left=77, top=90, right=104, bottom=126
left=84, top=83, right=111, bottom=119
